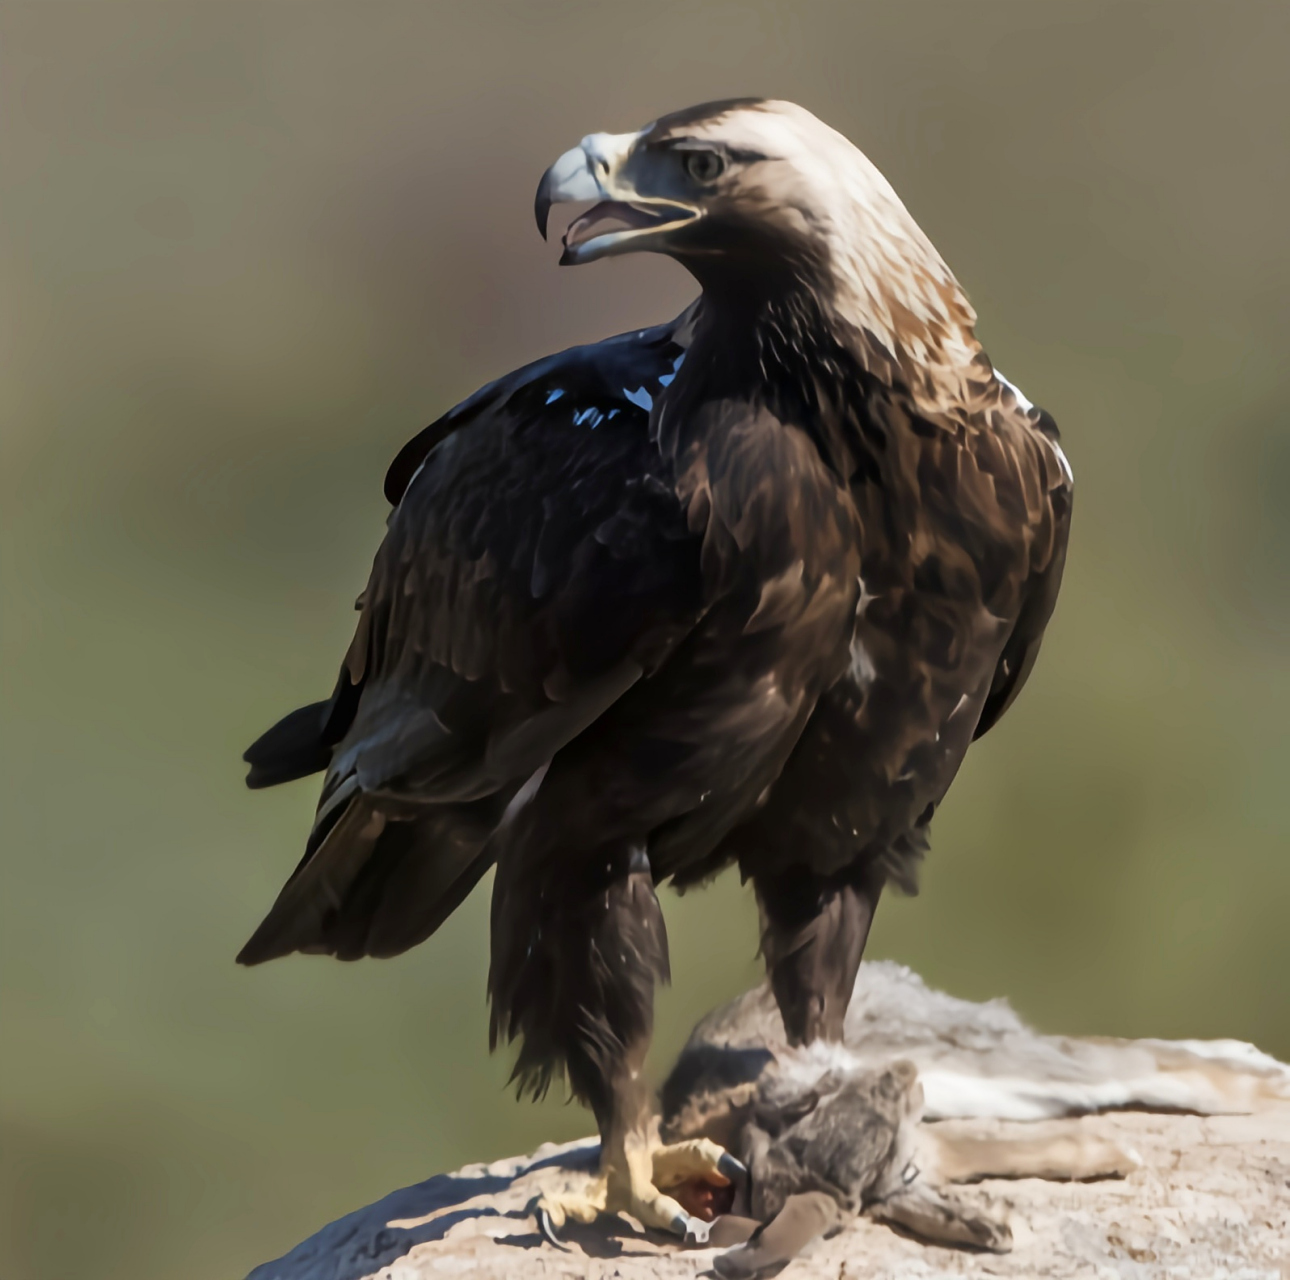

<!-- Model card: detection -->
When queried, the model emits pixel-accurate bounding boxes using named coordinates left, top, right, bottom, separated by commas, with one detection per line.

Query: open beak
left=534, top=131, right=700, bottom=265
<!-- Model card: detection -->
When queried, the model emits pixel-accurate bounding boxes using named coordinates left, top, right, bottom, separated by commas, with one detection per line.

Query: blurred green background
left=2, top=3, right=1287, bottom=1278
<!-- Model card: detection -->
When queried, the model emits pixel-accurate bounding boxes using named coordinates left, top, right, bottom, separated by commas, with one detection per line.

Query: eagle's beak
left=535, top=131, right=700, bottom=266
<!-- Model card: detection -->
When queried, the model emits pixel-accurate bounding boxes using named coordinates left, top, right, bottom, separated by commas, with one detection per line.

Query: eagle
left=237, top=99, right=1072, bottom=1243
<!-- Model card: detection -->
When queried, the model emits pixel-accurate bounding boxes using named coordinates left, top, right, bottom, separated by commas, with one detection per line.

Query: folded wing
left=238, top=316, right=702, bottom=963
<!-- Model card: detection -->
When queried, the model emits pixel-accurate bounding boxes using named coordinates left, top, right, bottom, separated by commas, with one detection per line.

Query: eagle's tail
left=236, top=793, right=496, bottom=965
left=242, top=700, right=334, bottom=788
left=242, top=670, right=364, bottom=790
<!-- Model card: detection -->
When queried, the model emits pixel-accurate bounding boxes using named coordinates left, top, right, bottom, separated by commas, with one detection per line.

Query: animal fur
left=660, top=961, right=1289, bottom=1275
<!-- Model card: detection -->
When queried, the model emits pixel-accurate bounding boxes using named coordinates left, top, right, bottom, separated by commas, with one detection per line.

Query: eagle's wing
left=243, top=313, right=693, bottom=791
left=238, top=315, right=698, bottom=963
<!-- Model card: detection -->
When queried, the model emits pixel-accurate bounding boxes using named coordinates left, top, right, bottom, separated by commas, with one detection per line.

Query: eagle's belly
left=518, top=552, right=858, bottom=876
left=847, top=596, right=1008, bottom=822
left=643, top=582, right=858, bottom=880
left=512, top=458, right=863, bottom=882
left=717, top=532, right=1025, bottom=885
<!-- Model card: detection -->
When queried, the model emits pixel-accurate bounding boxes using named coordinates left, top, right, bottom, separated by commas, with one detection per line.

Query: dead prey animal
left=633, top=961, right=1290, bottom=1276
left=657, top=1056, right=1133, bottom=1276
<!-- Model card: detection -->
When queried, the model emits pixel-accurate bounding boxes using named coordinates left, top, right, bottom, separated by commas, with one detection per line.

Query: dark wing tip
left=242, top=697, right=342, bottom=789
left=235, top=934, right=276, bottom=966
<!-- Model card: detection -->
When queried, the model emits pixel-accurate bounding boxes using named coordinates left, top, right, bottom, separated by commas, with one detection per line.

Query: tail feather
left=243, top=700, right=334, bottom=789
left=243, top=671, right=363, bottom=790
left=237, top=794, right=498, bottom=965
left=237, top=795, right=379, bottom=963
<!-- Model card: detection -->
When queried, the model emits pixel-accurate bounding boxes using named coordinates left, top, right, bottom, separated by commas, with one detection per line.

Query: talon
left=537, top=1205, right=571, bottom=1251
left=683, top=1214, right=713, bottom=1246
left=717, top=1152, right=748, bottom=1187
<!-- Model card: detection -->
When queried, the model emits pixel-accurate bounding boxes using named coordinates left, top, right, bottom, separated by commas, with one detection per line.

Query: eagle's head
left=536, top=99, right=980, bottom=379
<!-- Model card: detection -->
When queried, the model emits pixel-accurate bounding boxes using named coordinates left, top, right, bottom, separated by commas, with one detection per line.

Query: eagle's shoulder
left=990, top=369, right=1074, bottom=497
left=383, top=308, right=694, bottom=505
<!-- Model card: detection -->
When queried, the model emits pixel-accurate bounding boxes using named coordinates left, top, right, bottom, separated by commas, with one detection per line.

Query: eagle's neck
left=684, top=286, right=855, bottom=389
left=657, top=268, right=999, bottom=494
left=702, top=259, right=985, bottom=387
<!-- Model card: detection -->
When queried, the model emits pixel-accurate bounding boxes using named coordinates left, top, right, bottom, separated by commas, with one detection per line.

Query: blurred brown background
left=1, top=3, right=1287, bottom=1278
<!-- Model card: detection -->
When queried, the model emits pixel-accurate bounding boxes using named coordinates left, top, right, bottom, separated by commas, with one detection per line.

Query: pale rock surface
left=248, top=1102, right=1290, bottom=1280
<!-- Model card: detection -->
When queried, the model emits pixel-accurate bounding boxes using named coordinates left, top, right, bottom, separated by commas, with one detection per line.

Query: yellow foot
left=534, top=1174, right=608, bottom=1250
left=535, top=1136, right=746, bottom=1248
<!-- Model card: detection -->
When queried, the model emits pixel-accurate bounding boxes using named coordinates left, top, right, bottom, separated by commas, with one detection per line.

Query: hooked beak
left=534, top=131, right=700, bottom=265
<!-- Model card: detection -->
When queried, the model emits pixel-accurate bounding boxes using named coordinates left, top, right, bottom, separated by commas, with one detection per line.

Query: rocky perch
left=248, top=964, right=1290, bottom=1280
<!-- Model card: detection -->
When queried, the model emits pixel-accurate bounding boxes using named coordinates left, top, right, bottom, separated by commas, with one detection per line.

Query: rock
left=247, top=1105, right=1290, bottom=1279
left=247, top=965, right=1290, bottom=1279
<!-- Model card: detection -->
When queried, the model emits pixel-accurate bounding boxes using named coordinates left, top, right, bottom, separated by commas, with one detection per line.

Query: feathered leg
left=754, top=862, right=884, bottom=1045
left=490, top=843, right=742, bottom=1243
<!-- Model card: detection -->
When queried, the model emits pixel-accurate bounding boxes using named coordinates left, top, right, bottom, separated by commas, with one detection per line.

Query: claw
left=537, top=1205, right=571, bottom=1252
left=683, top=1214, right=713, bottom=1246
left=717, top=1152, right=749, bottom=1188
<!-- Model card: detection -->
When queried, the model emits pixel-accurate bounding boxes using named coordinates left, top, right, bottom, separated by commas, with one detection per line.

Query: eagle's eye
left=683, top=150, right=725, bottom=183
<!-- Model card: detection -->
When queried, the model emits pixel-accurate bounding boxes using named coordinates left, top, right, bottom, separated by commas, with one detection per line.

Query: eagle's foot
left=535, top=1134, right=745, bottom=1247
left=534, top=1176, right=608, bottom=1250
left=652, top=1137, right=747, bottom=1222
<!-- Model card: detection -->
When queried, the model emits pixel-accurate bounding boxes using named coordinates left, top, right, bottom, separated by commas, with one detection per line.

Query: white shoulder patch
left=993, top=369, right=1034, bottom=413
left=996, top=369, right=1073, bottom=483
left=1052, top=440, right=1074, bottom=484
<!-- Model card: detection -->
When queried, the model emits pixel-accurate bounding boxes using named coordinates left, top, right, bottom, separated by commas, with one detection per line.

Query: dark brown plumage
left=238, top=99, right=1072, bottom=1238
